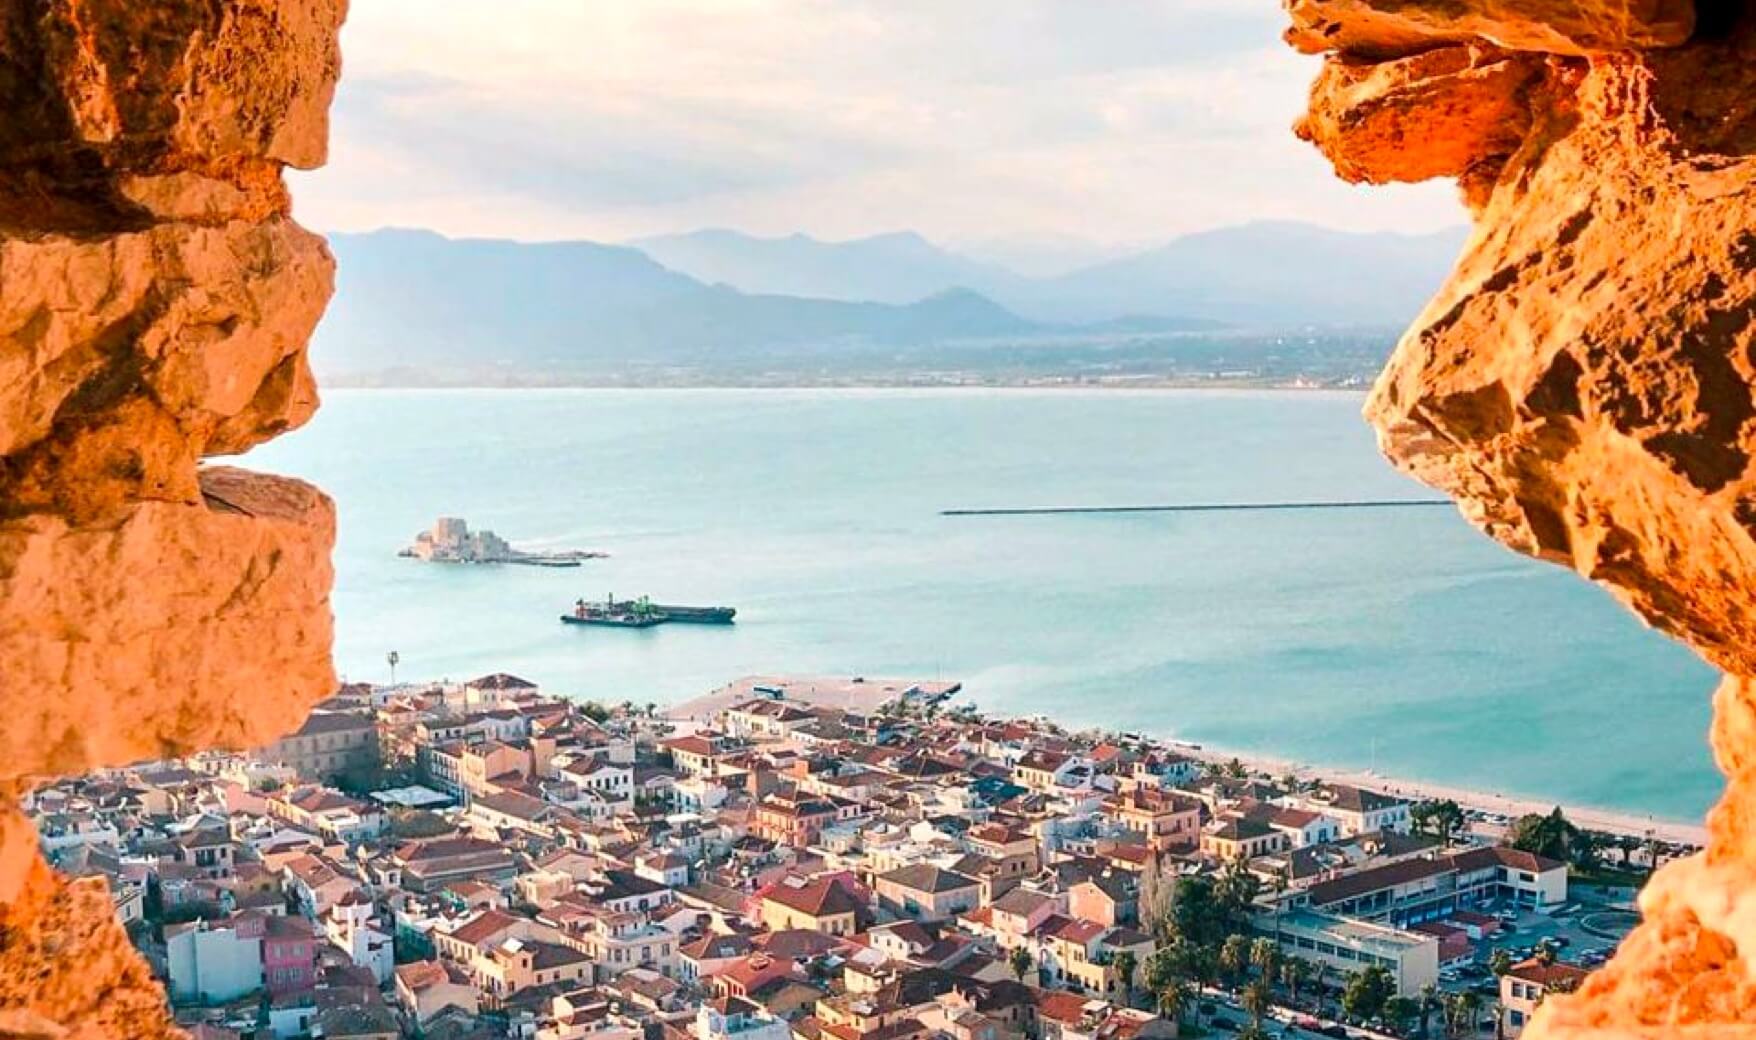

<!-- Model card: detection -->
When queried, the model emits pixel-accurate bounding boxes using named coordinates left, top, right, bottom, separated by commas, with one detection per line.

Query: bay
left=246, top=388, right=1719, bottom=822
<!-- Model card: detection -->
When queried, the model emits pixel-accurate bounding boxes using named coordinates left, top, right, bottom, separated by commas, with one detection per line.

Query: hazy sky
left=289, top=1, right=1464, bottom=254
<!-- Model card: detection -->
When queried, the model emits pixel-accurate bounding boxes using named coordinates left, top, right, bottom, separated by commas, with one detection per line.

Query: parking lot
left=1433, top=890, right=1639, bottom=999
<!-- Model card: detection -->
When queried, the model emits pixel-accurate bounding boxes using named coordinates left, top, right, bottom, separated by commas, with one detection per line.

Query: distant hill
left=627, top=221, right=1467, bottom=328
left=313, top=223, right=1452, bottom=383
left=629, top=228, right=1026, bottom=307
left=1029, top=221, right=1469, bottom=326
left=314, top=229, right=1044, bottom=376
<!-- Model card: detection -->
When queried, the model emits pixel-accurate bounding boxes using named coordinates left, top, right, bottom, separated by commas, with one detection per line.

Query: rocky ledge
left=0, top=0, right=348, bottom=1033
left=1287, top=0, right=1756, bottom=1035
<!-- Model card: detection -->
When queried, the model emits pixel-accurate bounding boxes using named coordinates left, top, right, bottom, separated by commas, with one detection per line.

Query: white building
left=326, top=894, right=395, bottom=984
left=1263, top=909, right=1439, bottom=996
left=1294, top=784, right=1411, bottom=835
left=695, top=996, right=790, bottom=1040
left=166, top=916, right=265, bottom=1004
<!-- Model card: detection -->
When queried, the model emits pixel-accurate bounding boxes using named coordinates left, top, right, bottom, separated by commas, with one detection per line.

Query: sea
left=246, top=388, right=1720, bottom=822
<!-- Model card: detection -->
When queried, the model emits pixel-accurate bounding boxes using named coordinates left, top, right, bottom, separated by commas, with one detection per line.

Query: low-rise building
left=1500, top=958, right=1589, bottom=1037
left=875, top=864, right=983, bottom=921
left=257, top=712, right=380, bottom=782
left=1261, top=909, right=1439, bottom=996
left=758, top=875, right=863, bottom=936
left=395, top=959, right=480, bottom=1026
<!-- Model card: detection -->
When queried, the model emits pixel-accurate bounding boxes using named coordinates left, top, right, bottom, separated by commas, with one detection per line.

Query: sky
left=289, top=0, right=1464, bottom=265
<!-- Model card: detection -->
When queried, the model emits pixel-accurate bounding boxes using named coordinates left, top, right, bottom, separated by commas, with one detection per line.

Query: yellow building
left=758, top=875, right=863, bottom=936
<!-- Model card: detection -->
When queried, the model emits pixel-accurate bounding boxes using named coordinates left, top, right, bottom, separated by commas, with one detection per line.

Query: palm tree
left=1220, top=934, right=1250, bottom=989
left=1113, top=950, right=1138, bottom=1007
left=1417, top=981, right=1440, bottom=1038
left=1456, top=990, right=1483, bottom=1036
left=1242, top=978, right=1273, bottom=1030
left=1281, top=957, right=1310, bottom=1006
left=1441, top=992, right=1469, bottom=1038
left=1249, top=936, right=1279, bottom=983
left=1314, top=962, right=1335, bottom=1016
left=1158, top=976, right=1194, bottom=1025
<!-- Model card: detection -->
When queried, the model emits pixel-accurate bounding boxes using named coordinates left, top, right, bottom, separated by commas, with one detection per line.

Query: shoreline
left=1173, top=739, right=1708, bottom=846
left=656, top=676, right=1709, bottom=846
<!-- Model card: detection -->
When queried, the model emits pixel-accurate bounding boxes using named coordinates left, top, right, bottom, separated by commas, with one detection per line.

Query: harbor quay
left=29, top=672, right=1683, bottom=1040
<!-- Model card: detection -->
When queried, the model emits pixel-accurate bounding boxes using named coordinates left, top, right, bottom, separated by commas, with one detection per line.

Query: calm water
left=247, top=389, right=1718, bottom=821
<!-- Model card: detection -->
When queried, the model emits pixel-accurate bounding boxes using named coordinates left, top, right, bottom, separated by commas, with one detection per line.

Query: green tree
left=1443, top=991, right=1483, bottom=1038
left=1242, top=978, right=1273, bottom=1029
left=1009, top=945, right=1034, bottom=983
left=1281, top=957, right=1310, bottom=1005
left=1249, top=936, right=1279, bottom=982
left=390, top=808, right=456, bottom=839
left=1113, top=950, right=1139, bottom=1007
left=1145, top=944, right=1187, bottom=998
left=1213, top=857, right=1262, bottom=927
left=1313, top=962, right=1335, bottom=1016
left=1410, top=799, right=1466, bottom=843
left=1158, top=976, right=1195, bottom=1025
left=1342, top=965, right=1394, bottom=1022
left=1383, top=995, right=1419, bottom=1035
left=1219, top=934, right=1251, bottom=989
left=1489, top=947, right=1514, bottom=977
left=1225, top=757, right=1248, bottom=779
left=1169, top=876, right=1229, bottom=948
left=1508, top=806, right=1582, bottom=863
left=1417, top=981, right=1440, bottom=1038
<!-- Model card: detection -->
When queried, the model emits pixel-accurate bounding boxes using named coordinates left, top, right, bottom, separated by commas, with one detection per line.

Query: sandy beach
left=1176, top=742, right=1709, bottom=847
left=661, top=671, right=1708, bottom=847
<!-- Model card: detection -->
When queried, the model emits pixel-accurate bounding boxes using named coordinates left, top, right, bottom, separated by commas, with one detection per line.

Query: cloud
left=291, top=0, right=1463, bottom=245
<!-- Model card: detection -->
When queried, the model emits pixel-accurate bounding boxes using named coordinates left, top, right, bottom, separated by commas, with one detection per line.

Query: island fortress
left=403, top=517, right=604, bottom=568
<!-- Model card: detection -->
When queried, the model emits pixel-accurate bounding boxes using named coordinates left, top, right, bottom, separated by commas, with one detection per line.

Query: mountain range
left=631, top=221, right=1467, bottom=327
left=313, top=222, right=1467, bottom=378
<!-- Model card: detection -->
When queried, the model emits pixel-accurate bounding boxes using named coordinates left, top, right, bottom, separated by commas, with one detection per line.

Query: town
left=25, top=674, right=1677, bottom=1040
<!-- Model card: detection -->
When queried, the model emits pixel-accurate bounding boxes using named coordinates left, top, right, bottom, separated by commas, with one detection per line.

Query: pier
left=941, top=499, right=1453, bottom=517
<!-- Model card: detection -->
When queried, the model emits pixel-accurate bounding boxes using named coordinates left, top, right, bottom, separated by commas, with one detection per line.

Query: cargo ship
left=561, top=596, right=736, bottom=629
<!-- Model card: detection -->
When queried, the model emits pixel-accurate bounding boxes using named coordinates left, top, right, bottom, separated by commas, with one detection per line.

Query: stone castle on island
left=401, top=517, right=604, bottom=568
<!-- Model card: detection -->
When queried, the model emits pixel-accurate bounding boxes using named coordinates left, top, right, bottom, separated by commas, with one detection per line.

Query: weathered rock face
left=1289, top=0, right=1756, bottom=1034
left=0, top=0, right=346, bottom=1033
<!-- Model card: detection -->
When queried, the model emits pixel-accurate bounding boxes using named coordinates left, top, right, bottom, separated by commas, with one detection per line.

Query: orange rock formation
left=1290, top=0, right=1756, bottom=1035
left=0, top=0, right=347, bottom=1033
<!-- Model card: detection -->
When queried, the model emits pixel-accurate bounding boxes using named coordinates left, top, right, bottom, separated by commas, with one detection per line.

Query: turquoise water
left=246, top=389, right=1719, bottom=821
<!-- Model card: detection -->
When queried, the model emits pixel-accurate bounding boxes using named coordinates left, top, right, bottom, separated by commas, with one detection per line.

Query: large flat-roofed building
left=1263, top=909, right=1440, bottom=996
left=1299, top=846, right=1567, bottom=925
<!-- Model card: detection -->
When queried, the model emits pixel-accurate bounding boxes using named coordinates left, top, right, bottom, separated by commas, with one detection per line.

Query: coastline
left=660, top=674, right=1709, bottom=846
left=1174, top=739, right=1708, bottom=846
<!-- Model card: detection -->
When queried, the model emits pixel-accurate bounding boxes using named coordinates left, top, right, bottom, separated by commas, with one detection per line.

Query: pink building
left=263, top=915, right=318, bottom=997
